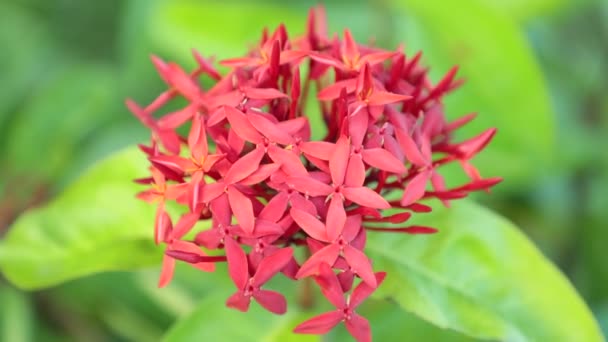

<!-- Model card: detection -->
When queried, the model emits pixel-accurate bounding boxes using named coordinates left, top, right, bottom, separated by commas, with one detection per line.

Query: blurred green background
left=0, top=0, right=606, bottom=340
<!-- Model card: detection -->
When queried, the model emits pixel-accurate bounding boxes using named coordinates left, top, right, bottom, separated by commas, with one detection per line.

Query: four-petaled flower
left=128, top=5, right=500, bottom=341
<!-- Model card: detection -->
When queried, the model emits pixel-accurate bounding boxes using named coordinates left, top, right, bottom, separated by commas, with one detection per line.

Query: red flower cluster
left=127, top=6, right=500, bottom=341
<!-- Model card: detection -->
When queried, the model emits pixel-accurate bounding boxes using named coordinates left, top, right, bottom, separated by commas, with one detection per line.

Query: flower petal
left=287, top=177, right=333, bottom=197
left=345, top=153, right=365, bottom=187
left=361, top=148, right=406, bottom=174
left=226, top=291, right=251, bottom=312
left=224, top=147, right=264, bottom=184
left=401, top=170, right=431, bottom=206
left=293, top=311, right=343, bottom=335
left=395, top=127, right=428, bottom=166
left=158, top=254, right=175, bottom=288
left=224, top=238, right=249, bottom=289
left=253, top=247, right=293, bottom=286
left=188, top=112, right=208, bottom=162
left=342, top=187, right=390, bottom=209
left=224, top=106, right=264, bottom=143
left=326, top=196, right=346, bottom=241
left=290, top=208, right=328, bottom=241
left=349, top=272, right=387, bottom=308
left=259, top=192, right=288, bottom=223
left=296, top=244, right=340, bottom=279
left=227, top=186, right=255, bottom=234
left=300, top=141, right=335, bottom=160
left=254, top=290, right=287, bottom=314
left=329, top=136, right=350, bottom=185
left=344, top=313, right=371, bottom=342
left=343, top=245, right=376, bottom=288
left=169, top=212, right=200, bottom=240
left=247, top=111, right=294, bottom=145
left=315, top=263, right=347, bottom=309
left=268, top=145, right=308, bottom=177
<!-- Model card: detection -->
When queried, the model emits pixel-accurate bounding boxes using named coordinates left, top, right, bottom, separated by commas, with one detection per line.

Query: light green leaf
left=0, top=148, right=160, bottom=289
left=393, top=0, right=555, bottom=186
left=163, top=287, right=318, bottom=342
left=367, top=200, right=603, bottom=341
left=328, top=298, right=474, bottom=341
left=0, top=286, right=33, bottom=342
left=480, top=0, right=568, bottom=21
left=148, top=0, right=304, bottom=64
left=3, top=64, right=117, bottom=184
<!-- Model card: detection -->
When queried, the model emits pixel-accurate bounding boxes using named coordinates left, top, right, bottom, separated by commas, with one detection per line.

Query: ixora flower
left=127, top=5, right=500, bottom=341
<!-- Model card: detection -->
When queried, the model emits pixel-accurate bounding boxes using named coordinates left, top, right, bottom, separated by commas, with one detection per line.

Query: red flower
left=128, top=5, right=500, bottom=340
left=294, top=263, right=386, bottom=342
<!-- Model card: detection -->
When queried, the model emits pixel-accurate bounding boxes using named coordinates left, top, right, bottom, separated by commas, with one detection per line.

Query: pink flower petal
left=315, top=263, right=347, bottom=309
left=224, top=147, right=264, bottom=184
left=344, top=313, right=371, bottom=342
left=395, top=127, right=428, bottom=166
left=169, top=212, right=200, bottom=240
left=401, top=170, right=431, bottom=206
left=224, top=106, right=264, bottom=144
left=361, top=148, right=406, bottom=174
left=342, top=187, right=390, bottom=209
left=187, top=112, right=208, bottom=162
left=343, top=245, right=376, bottom=288
left=253, top=247, right=293, bottom=286
left=287, top=177, right=333, bottom=197
left=247, top=111, right=294, bottom=145
left=300, top=141, right=335, bottom=160
left=259, top=192, right=288, bottom=223
left=345, top=153, right=366, bottom=187
left=330, top=136, right=350, bottom=186
left=350, top=272, right=387, bottom=308
left=224, top=238, right=249, bottom=289
left=326, top=196, right=346, bottom=241
left=254, top=290, right=287, bottom=314
left=227, top=186, right=255, bottom=234
left=226, top=291, right=251, bottom=312
left=296, top=244, right=340, bottom=279
left=293, top=311, right=343, bottom=334
left=158, top=254, right=175, bottom=288
left=290, top=208, right=328, bottom=241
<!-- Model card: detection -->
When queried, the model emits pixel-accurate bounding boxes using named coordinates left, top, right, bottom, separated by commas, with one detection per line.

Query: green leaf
left=148, top=0, right=304, bottom=63
left=328, top=298, right=474, bottom=341
left=366, top=200, right=603, bottom=341
left=0, top=286, right=34, bottom=342
left=392, top=0, right=555, bottom=186
left=479, top=0, right=569, bottom=21
left=163, top=287, right=318, bottom=342
left=0, top=3, right=58, bottom=129
left=0, top=148, right=160, bottom=290
left=2, top=64, right=118, bottom=189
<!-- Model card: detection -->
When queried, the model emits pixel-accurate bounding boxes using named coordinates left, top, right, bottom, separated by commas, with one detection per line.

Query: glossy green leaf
left=0, top=148, right=160, bottom=289
left=328, top=298, right=474, bottom=341
left=366, top=200, right=603, bottom=341
left=392, top=0, right=555, bottom=186
left=163, top=287, right=317, bottom=342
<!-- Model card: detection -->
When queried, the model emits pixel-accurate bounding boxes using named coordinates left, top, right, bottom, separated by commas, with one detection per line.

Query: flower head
left=127, top=5, right=500, bottom=341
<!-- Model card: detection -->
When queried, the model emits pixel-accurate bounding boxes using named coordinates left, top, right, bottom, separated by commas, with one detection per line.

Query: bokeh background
left=1, top=0, right=607, bottom=340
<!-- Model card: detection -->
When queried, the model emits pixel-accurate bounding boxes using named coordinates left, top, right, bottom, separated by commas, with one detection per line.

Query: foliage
left=0, top=0, right=606, bottom=341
